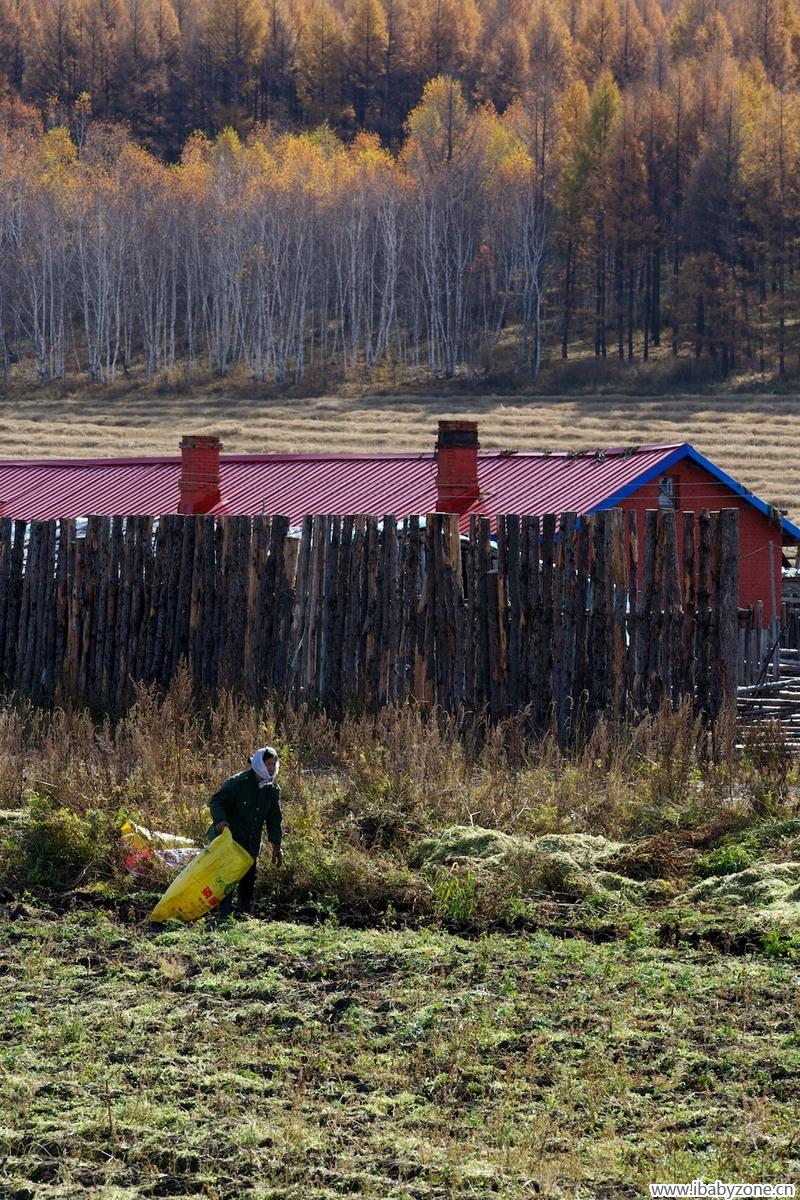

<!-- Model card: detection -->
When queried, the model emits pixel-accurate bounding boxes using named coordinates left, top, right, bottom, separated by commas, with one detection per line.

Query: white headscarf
left=250, top=746, right=280, bottom=787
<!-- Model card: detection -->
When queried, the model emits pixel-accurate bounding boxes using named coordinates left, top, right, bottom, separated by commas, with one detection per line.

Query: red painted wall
left=618, top=458, right=786, bottom=624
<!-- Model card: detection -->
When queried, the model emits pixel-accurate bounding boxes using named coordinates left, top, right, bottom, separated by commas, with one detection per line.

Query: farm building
left=1, top=421, right=797, bottom=621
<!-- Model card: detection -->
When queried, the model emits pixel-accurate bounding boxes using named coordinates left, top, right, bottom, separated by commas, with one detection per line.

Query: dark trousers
left=217, top=862, right=257, bottom=918
left=207, top=825, right=258, bottom=919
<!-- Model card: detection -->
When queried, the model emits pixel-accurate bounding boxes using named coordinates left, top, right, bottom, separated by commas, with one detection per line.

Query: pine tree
left=348, top=0, right=387, bottom=126
left=297, top=0, right=345, bottom=122
left=204, top=0, right=266, bottom=124
left=577, top=0, right=622, bottom=84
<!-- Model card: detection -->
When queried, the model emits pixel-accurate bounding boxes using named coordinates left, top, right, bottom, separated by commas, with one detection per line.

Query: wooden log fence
left=0, top=507, right=740, bottom=736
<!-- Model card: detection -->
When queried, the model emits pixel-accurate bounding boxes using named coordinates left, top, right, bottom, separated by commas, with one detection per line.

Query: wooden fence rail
left=0, top=506, right=740, bottom=737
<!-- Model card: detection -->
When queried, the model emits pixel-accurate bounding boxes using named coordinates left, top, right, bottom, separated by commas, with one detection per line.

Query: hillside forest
left=1, top=0, right=800, bottom=384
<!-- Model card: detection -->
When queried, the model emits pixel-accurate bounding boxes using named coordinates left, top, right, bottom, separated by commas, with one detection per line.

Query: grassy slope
left=2, top=386, right=800, bottom=521
left=2, top=908, right=799, bottom=1200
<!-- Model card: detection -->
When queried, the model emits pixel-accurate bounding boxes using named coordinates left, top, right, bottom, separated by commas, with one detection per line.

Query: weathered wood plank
left=556, top=512, right=578, bottom=744
left=718, top=509, right=740, bottom=709
left=622, top=511, right=637, bottom=712
left=659, top=509, right=681, bottom=708
left=38, top=519, right=58, bottom=701
left=523, top=516, right=540, bottom=723
left=54, top=519, right=74, bottom=692
left=538, top=513, right=556, bottom=731
left=319, top=515, right=341, bottom=708
left=271, top=517, right=293, bottom=693
left=680, top=512, right=696, bottom=702
left=171, top=515, right=196, bottom=678
left=695, top=510, right=713, bottom=717
left=505, top=514, right=521, bottom=714
left=634, top=509, right=657, bottom=715
left=90, top=517, right=111, bottom=696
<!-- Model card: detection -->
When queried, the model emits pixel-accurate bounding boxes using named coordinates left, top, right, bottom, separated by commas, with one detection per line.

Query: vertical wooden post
left=634, top=510, right=657, bottom=714
left=172, top=515, right=196, bottom=677
left=273, top=519, right=295, bottom=693
left=660, top=508, right=681, bottom=709
left=150, top=516, right=172, bottom=687
left=476, top=516, right=493, bottom=716
left=4, top=522, right=26, bottom=683
left=417, top=518, right=429, bottom=700
left=245, top=515, right=267, bottom=690
left=383, top=516, right=401, bottom=706
left=708, top=513, right=722, bottom=716
left=680, top=512, right=696, bottom=702
left=91, top=517, right=111, bottom=696
left=128, top=516, right=150, bottom=687
left=718, top=509, right=740, bottom=709
left=189, top=515, right=208, bottom=687
left=0, top=518, right=11, bottom=680
left=539, top=513, right=556, bottom=730
left=572, top=516, right=591, bottom=734
left=364, top=516, right=381, bottom=709
left=645, top=511, right=667, bottom=713
left=608, top=509, right=628, bottom=723
left=16, top=520, right=37, bottom=692
left=696, top=510, right=713, bottom=717
left=556, top=512, right=578, bottom=743
left=77, top=518, right=97, bottom=699
left=524, top=516, right=541, bottom=724
left=399, top=516, right=420, bottom=705
left=39, top=520, right=58, bottom=702
left=55, top=518, right=75, bottom=693
left=623, top=510, right=638, bottom=714
left=506, top=515, right=521, bottom=714
left=200, top=517, right=218, bottom=687
left=463, top=516, right=478, bottom=710
left=67, top=536, right=85, bottom=699
left=327, top=515, right=351, bottom=705
left=139, top=516, right=157, bottom=685
left=20, top=521, right=45, bottom=695
left=342, top=516, right=364, bottom=703
left=319, top=515, right=341, bottom=708
left=588, top=511, right=607, bottom=719
left=494, top=516, right=509, bottom=716
left=0, top=518, right=12, bottom=681
left=100, top=516, right=123, bottom=702
left=444, top=514, right=466, bottom=712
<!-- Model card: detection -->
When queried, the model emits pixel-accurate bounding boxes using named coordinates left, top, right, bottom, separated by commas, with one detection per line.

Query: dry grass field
left=2, top=384, right=799, bottom=521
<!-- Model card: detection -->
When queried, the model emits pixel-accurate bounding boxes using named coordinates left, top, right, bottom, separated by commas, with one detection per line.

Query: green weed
left=695, top=844, right=754, bottom=878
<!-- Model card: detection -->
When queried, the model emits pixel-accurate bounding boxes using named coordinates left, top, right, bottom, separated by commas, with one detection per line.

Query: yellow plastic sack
left=148, top=828, right=254, bottom=923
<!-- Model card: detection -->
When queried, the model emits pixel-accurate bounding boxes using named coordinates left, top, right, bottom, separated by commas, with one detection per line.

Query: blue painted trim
left=590, top=443, right=800, bottom=542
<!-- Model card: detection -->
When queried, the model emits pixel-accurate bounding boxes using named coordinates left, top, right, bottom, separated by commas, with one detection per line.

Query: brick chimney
left=179, top=435, right=222, bottom=515
left=435, top=420, right=480, bottom=514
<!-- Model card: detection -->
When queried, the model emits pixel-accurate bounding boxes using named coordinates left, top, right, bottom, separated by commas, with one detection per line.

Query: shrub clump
left=695, top=843, right=754, bottom=878
left=2, top=792, right=117, bottom=889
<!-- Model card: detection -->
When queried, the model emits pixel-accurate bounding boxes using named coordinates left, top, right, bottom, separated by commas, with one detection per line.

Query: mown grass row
left=4, top=384, right=800, bottom=520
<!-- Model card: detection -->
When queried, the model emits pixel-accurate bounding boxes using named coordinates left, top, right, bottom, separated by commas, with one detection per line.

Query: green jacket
left=208, top=769, right=282, bottom=860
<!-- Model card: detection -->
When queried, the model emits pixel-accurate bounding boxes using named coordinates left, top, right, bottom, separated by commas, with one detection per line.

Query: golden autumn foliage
left=2, top=0, right=800, bottom=385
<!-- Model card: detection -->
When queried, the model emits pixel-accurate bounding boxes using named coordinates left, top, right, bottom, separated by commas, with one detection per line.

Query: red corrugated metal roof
left=0, top=444, right=685, bottom=529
